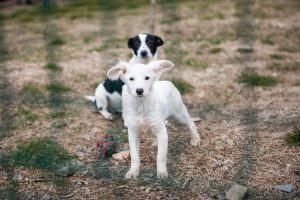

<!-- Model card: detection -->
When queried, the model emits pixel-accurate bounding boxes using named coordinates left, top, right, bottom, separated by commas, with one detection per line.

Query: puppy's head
left=127, top=33, right=164, bottom=61
left=107, top=60, right=174, bottom=97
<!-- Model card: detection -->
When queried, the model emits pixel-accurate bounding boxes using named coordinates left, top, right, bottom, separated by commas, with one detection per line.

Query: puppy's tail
left=85, top=96, right=96, bottom=102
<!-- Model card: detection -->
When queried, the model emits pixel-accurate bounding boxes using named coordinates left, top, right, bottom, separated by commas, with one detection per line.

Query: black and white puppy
left=86, top=33, right=164, bottom=120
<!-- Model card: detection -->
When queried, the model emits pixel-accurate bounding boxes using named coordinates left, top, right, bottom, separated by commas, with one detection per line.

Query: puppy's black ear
left=127, top=37, right=134, bottom=49
left=155, top=36, right=164, bottom=46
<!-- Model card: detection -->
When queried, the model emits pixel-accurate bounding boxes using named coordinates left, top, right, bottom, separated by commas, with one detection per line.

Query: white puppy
left=85, top=33, right=164, bottom=120
left=107, top=60, right=201, bottom=179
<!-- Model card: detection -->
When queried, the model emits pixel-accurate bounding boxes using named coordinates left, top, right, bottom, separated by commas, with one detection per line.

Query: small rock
left=140, top=186, right=145, bottom=190
left=174, top=197, right=180, bottom=200
left=191, top=117, right=201, bottom=122
left=158, top=191, right=164, bottom=196
left=274, top=184, right=295, bottom=193
left=145, top=187, right=151, bottom=193
left=218, top=192, right=226, bottom=200
left=167, top=197, right=173, bottom=200
left=56, top=165, right=75, bottom=177
left=225, top=184, right=247, bottom=200
left=112, top=150, right=130, bottom=161
left=12, top=172, right=22, bottom=181
left=41, top=194, right=52, bottom=200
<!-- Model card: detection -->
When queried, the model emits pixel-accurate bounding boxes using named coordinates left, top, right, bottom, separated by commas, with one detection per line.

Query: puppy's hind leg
left=173, top=104, right=200, bottom=146
left=95, top=84, right=115, bottom=120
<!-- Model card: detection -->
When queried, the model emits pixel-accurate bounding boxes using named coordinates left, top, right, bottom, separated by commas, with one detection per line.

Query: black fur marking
left=103, top=78, right=124, bottom=95
left=127, top=36, right=140, bottom=56
left=145, top=33, right=164, bottom=56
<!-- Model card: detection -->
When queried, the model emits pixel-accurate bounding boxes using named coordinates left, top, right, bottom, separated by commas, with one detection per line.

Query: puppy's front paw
left=125, top=170, right=139, bottom=179
left=190, top=135, right=200, bottom=146
left=101, top=112, right=115, bottom=120
left=157, top=170, right=168, bottom=179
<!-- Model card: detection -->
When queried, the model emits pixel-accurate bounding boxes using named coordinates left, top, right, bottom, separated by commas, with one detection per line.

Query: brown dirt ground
left=0, top=0, right=300, bottom=199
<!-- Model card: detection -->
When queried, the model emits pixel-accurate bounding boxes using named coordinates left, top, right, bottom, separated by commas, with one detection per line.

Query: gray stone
left=274, top=184, right=295, bottom=193
left=218, top=192, right=226, bottom=200
left=41, top=194, right=52, bottom=200
left=12, top=172, right=22, bottom=181
left=56, top=165, right=75, bottom=177
left=225, top=184, right=247, bottom=200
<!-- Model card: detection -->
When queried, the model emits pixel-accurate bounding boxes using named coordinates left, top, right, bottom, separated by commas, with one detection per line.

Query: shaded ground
left=0, top=0, right=300, bottom=199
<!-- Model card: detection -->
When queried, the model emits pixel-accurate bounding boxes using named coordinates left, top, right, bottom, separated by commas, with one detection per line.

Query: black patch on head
left=144, top=33, right=164, bottom=56
left=103, top=78, right=125, bottom=95
left=127, top=36, right=141, bottom=56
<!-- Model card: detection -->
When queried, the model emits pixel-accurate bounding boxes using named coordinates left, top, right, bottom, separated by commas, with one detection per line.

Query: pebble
left=12, top=172, right=22, bottom=181
left=112, top=150, right=130, bottom=161
left=41, top=194, right=52, bottom=200
left=274, top=184, right=295, bottom=193
left=56, top=165, right=75, bottom=177
left=225, top=184, right=247, bottom=200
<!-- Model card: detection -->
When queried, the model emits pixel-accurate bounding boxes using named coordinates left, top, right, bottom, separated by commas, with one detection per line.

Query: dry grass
left=0, top=0, right=300, bottom=199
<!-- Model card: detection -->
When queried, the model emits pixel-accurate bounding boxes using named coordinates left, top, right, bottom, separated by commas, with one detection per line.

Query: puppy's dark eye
left=146, top=40, right=152, bottom=45
left=145, top=76, right=150, bottom=80
left=130, top=77, right=134, bottom=81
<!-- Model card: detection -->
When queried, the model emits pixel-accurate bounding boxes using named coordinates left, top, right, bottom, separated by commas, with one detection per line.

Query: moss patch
left=237, top=48, right=254, bottom=54
left=185, top=59, right=208, bottom=69
left=18, top=108, right=38, bottom=122
left=44, top=63, right=62, bottom=71
left=171, top=78, right=194, bottom=94
left=209, top=47, right=223, bottom=54
left=285, top=129, right=300, bottom=146
left=49, top=36, right=65, bottom=46
left=237, top=73, right=278, bottom=87
left=2, top=138, right=73, bottom=171
left=269, top=54, right=285, bottom=60
left=46, top=83, right=71, bottom=93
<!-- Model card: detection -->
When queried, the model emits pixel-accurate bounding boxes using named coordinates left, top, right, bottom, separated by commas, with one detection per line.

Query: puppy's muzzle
left=141, top=50, right=148, bottom=58
left=136, top=88, right=144, bottom=96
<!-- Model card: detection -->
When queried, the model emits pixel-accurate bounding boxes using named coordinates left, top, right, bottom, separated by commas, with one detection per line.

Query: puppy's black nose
left=141, top=50, right=147, bottom=57
left=136, top=88, right=144, bottom=96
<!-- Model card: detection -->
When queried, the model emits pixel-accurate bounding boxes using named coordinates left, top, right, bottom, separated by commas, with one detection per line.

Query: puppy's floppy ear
left=149, top=60, right=174, bottom=75
left=127, top=37, right=134, bottom=49
left=107, top=61, right=127, bottom=80
left=155, top=36, right=164, bottom=46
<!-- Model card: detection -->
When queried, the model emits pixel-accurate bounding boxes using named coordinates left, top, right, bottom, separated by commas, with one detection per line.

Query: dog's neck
left=130, top=52, right=158, bottom=64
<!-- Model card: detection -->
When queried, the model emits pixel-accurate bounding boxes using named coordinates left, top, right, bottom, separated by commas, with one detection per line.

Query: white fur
left=107, top=60, right=201, bottom=179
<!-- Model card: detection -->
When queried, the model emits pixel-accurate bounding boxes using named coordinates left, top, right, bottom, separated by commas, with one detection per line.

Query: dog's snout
left=136, top=88, right=144, bottom=96
left=141, top=50, right=147, bottom=57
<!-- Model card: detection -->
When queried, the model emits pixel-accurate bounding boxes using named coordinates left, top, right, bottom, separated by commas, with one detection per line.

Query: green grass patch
left=44, top=63, right=62, bottom=71
left=171, top=78, right=194, bottom=94
left=107, top=128, right=128, bottom=143
left=185, top=59, right=207, bottom=69
left=237, top=72, right=278, bottom=87
left=47, top=111, right=66, bottom=118
left=164, top=46, right=188, bottom=65
left=49, top=36, right=65, bottom=46
left=201, top=12, right=225, bottom=20
left=209, top=47, right=223, bottom=54
left=19, top=108, right=38, bottom=122
left=268, top=61, right=300, bottom=71
left=2, top=138, right=73, bottom=171
left=209, top=37, right=222, bottom=45
left=269, top=54, right=285, bottom=60
left=285, top=129, right=300, bottom=146
left=21, top=84, right=43, bottom=95
left=261, top=36, right=274, bottom=45
left=46, top=83, right=71, bottom=93
left=237, top=48, right=254, bottom=54
left=91, top=81, right=100, bottom=89
left=160, top=15, right=181, bottom=24
left=91, top=38, right=125, bottom=52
